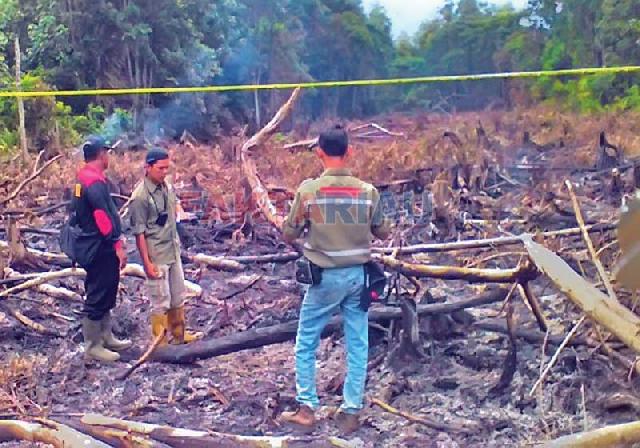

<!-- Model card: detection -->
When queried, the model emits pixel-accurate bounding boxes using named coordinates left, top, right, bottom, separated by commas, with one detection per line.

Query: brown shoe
left=336, top=411, right=360, bottom=435
left=280, top=405, right=316, bottom=428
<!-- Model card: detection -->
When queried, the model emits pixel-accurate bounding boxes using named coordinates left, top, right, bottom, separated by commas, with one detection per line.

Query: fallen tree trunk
left=152, top=288, right=508, bottom=363
left=284, top=138, right=317, bottom=151
left=372, top=223, right=616, bottom=256
left=0, top=222, right=616, bottom=270
left=187, top=253, right=244, bottom=271
left=58, top=419, right=160, bottom=448
left=0, top=419, right=110, bottom=448
left=2, top=193, right=126, bottom=219
left=0, top=263, right=202, bottom=299
left=78, top=413, right=349, bottom=448
left=542, top=420, right=640, bottom=447
left=371, top=397, right=472, bottom=434
left=0, top=239, right=246, bottom=273
left=0, top=303, right=65, bottom=337
left=0, top=415, right=354, bottom=448
left=524, top=236, right=640, bottom=354
left=379, top=256, right=538, bottom=283
left=0, top=240, right=69, bottom=265
left=473, top=320, right=589, bottom=346
left=2, top=201, right=70, bottom=217
left=0, top=267, right=83, bottom=298
left=3, top=268, right=82, bottom=301
left=35, top=283, right=82, bottom=301
left=56, top=418, right=160, bottom=447
left=226, top=252, right=300, bottom=264
left=0, top=226, right=60, bottom=236
left=0, top=272, right=42, bottom=286
left=284, top=123, right=404, bottom=151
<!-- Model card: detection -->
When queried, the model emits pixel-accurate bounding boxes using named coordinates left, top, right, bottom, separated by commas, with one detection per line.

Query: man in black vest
left=73, top=136, right=131, bottom=362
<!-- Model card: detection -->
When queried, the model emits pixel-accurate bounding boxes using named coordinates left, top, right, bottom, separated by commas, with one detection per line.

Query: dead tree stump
left=596, top=131, right=622, bottom=170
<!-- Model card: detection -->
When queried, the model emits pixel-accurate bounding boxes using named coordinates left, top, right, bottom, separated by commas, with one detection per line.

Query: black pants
left=84, top=249, right=119, bottom=321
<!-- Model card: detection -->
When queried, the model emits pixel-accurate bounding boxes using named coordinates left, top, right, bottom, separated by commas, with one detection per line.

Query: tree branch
left=0, top=154, right=63, bottom=206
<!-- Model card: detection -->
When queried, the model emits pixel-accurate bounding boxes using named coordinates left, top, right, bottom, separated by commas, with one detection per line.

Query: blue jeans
left=294, top=265, right=368, bottom=414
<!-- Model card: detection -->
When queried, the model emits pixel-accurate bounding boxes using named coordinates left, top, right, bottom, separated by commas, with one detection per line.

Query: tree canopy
left=1, top=0, right=639, bottom=150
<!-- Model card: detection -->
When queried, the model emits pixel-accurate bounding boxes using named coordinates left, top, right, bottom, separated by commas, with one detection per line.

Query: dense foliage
left=1, top=0, right=639, bottom=151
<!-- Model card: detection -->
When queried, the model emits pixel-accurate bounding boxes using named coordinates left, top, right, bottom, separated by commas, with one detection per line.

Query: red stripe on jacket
left=78, top=164, right=121, bottom=251
left=318, top=186, right=363, bottom=197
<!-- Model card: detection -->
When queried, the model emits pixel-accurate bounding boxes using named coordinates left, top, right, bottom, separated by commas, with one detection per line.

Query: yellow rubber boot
left=167, top=306, right=202, bottom=344
left=151, top=313, right=169, bottom=346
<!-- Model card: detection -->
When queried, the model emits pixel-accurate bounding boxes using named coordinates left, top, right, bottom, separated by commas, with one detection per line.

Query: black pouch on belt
left=360, top=261, right=386, bottom=311
left=295, top=257, right=323, bottom=285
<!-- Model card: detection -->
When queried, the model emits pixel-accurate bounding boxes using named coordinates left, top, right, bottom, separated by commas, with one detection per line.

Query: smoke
left=138, top=43, right=235, bottom=142
left=100, top=109, right=132, bottom=142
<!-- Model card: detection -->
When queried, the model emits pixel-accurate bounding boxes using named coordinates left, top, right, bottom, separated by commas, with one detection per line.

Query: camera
left=156, top=212, right=169, bottom=227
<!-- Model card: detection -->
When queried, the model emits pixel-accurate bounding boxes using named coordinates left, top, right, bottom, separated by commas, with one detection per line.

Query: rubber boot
left=151, top=313, right=169, bottom=346
left=280, top=405, right=316, bottom=428
left=82, top=317, right=120, bottom=362
left=167, top=306, right=202, bottom=344
left=101, top=312, right=132, bottom=352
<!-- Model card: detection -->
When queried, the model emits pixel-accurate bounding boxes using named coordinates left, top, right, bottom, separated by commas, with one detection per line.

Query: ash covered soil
left=3, top=111, right=640, bottom=447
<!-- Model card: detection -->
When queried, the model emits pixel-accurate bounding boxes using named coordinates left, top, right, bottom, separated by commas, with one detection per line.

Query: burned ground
left=2, top=107, right=640, bottom=447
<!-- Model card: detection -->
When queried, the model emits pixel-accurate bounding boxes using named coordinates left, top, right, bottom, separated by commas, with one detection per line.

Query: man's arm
left=282, top=190, right=306, bottom=244
left=84, top=181, right=127, bottom=267
left=135, top=233, right=160, bottom=278
left=84, top=181, right=121, bottom=246
left=371, top=188, right=392, bottom=241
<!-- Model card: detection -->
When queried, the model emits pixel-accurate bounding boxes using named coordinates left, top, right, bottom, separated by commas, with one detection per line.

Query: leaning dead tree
left=525, top=235, right=640, bottom=354
left=240, top=87, right=302, bottom=230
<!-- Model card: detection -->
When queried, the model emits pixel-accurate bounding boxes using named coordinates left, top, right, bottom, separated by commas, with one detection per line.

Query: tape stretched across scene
left=2, top=65, right=640, bottom=99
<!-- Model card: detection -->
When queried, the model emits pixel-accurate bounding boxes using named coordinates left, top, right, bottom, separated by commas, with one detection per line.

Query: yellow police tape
left=2, top=65, right=640, bottom=99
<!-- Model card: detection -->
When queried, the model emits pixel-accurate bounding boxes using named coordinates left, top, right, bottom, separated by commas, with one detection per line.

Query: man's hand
left=144, top=261, right=161, bottom=279
left=274, top=215, right=286, bottom=229
left=116, top=246, right=128, bottom=270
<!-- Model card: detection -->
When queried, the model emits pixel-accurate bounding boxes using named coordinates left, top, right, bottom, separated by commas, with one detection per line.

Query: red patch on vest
left=77, top=165, right=106, bottom=187
left=93, top=209, right=113, bottom=236
left=318, top=186, right=363, bottom=197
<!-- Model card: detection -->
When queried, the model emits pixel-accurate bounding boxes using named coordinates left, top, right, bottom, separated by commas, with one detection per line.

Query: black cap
left=318, top=124, right=348, bottom=157
left=145, top=147, right=169, bottom=165
left=82, top=135, right=113, bottom=161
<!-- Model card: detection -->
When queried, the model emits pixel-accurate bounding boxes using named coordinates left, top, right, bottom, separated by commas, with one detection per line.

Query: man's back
left=280, top=124, right=392, bottom=432
left=284, top=167, right=390, bottom=268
